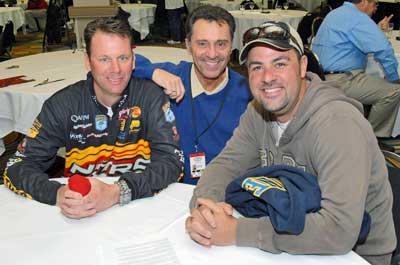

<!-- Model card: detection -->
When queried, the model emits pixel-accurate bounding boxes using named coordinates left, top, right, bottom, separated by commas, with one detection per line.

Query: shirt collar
left=190, top=66, right=229, bottom=98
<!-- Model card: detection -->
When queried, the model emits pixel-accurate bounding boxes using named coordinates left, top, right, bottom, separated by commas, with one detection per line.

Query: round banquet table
left=119, top=3, right=157, bottom=40
left=0, top=46, right=192, bottom=154
left=0, top=6, right=25, bottom=34
left=0, top=180, right=370, bottom=265
left=229, top=9, right=307, bottom=50
left=199, top=0, right=262, bottom=11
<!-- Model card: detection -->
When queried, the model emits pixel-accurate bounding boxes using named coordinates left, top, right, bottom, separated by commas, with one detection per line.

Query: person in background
left=134, top=5, right=252, bottom=185
left=312, top=0, right=400, bottom=138
left=25, top=0, right=48, bottom=32
left=185, top=21, right=395, bottom=265
left=3, top=17, right=183, bottom=219
left=165, top=0, right=185, bottom=44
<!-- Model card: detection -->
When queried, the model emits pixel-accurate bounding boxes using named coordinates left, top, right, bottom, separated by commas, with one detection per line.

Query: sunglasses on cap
left=242, top=21, right=302, bottom=54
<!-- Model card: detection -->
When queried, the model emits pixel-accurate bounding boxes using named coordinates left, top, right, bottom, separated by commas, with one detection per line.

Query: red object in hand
left=68, top=174, right=91, bottom=196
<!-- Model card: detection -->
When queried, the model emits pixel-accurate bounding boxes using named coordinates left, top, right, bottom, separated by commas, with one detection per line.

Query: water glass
left=239, top=5, right=245, bottom=15
left=386, top=22, right=394, bottom=39
left=283, top=2, right=289, bottom=11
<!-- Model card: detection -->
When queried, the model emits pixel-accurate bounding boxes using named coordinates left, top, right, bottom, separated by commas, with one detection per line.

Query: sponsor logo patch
left=242, top=176, right=286, bottom=197
left=95, top=115, right=107, bottom=131
left=28, top=119, right=42, bottom=138
left=131, top=106, right=141, bottom=118
left=71, top=114, right=90, bottom=123
left=129, top=119, right=141, bottom=133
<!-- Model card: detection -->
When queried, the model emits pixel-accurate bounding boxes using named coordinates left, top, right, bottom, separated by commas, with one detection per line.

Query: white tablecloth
left=0, top=181, right=370, bottom=265
left=0, top=46, right=192, bottom=154
left=230, top=9, right=307, bottom=50
left=0, top=6, right=25, bottom=34
left=120, top=3, right=156, bottom=40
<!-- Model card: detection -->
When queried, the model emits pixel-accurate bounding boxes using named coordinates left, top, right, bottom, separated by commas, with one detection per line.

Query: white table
left=0, top=6, right=25, bottom=34
left=0, top=46, right=192, bottom=155
left=199, top=0, right=262, bottom=11
left=230, top=9, right=307, bottom=50
left=296, top=0, right=320, bottom=11
left=0, top=181, right=370, bottom=265
left=119, top=3, right=156, bottom=40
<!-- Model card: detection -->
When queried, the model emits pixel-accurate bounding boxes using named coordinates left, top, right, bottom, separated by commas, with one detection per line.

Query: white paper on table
left=101, top=237, right=181, bottom=265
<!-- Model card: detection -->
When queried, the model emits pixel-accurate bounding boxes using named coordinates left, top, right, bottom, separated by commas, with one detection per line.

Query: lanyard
left=190, top=82, right=229, bottom=153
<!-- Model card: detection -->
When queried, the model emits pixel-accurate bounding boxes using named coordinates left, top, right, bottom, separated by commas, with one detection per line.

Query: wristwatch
left=115, top=179, right=132, bottom=206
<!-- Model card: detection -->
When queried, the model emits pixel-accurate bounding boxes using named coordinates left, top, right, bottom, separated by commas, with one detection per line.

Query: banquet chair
left=0, top=21, right=15, bottom=61
left=311, top=16, right=324, bottom=40
left=385, top=164, right=400, bottom=265
left=304, top=47, right=325, bottom=80
left=241, top=0, right=260, bottom=10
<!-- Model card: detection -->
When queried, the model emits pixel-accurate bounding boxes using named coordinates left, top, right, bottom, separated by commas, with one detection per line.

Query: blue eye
left=99, top=57, right=110, bottom=63
left=275, top=62, right=287, bottom=69
left=249, top=65, right=262, bottom=72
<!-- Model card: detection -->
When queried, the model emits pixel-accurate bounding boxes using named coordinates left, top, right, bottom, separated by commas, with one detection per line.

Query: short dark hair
left=351, top=0, right=373, bottom=3
left=84, top=17, right=132, bottom=57
left=185, top=5, right=236, bottom=40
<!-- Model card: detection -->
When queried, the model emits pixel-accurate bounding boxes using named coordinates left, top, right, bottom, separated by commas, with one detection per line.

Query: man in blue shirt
left=134, top=5, right=252, bottom=185
left=312, top=0, right=400, bottom=138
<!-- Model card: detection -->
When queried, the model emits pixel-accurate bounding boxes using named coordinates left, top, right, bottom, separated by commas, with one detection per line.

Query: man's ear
left=132, top=53, right=136, bottom=71
left=185, top=38, right=192, bottom=55
left=300, top=54, right=308, bottom=79
left=84, top=53, right=91, bottom=72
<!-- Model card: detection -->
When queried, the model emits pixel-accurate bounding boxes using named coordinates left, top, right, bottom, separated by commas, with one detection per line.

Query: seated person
left=186, top=21, right=396, bottom=265
left=3, top=17, right=183, bottom=219
left=26, top=0, right=48, bottom=32
left=297, top=0, right=344, bottom=45
left=134, top=5, right=252, bottom=185
left=313, top=0, right=400, bottom=138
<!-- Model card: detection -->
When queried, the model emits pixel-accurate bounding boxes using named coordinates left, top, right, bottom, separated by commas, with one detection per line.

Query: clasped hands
left=56, top=178, right=119, bottom=219
left=185, top=198, right=238, bottom=247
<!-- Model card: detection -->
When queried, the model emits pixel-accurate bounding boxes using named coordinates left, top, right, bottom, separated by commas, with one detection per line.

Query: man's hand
left=56, top=178, right=119, bottom=219
left=152, top=69, right=185, bottom=102
left=83, top=178, right=120, bottom=213
left=185, top=198, right=237, bottom=247
left=378, top=14, right=394, bottom=32
left=56, top=185, right=96, bottom=219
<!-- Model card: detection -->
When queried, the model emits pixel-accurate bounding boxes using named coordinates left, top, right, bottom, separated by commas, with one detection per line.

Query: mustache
left=201, top=56, right=225, bottom=63
left=258, top=81, right=282, bottom=89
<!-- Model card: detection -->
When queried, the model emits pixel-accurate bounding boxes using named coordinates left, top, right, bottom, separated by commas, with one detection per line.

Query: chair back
left=311, top=16, right=324, bottom=39
left=387, top=166, right=400, bottom=263
left=0, top=21, right=14, bottom=60
left=304, top=47, right=325, bottom=80
left=381, top=151, right=400, bottom=264
left=240, top=0, right=260, bottom=10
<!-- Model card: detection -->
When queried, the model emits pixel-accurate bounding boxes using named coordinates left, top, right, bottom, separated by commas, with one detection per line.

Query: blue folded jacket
left=225, top=164, right=370, bottom=243
left=226, top=164, right=321, bottom=234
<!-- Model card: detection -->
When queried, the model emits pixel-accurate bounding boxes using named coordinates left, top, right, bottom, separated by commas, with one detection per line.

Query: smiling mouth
left=108, top=77, right=124, bottom=84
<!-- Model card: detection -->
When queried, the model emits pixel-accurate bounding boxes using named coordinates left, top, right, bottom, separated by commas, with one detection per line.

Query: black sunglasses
left=242, top=21, right=302, bottom=55
left=242, top=22, right=291, bottom=46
